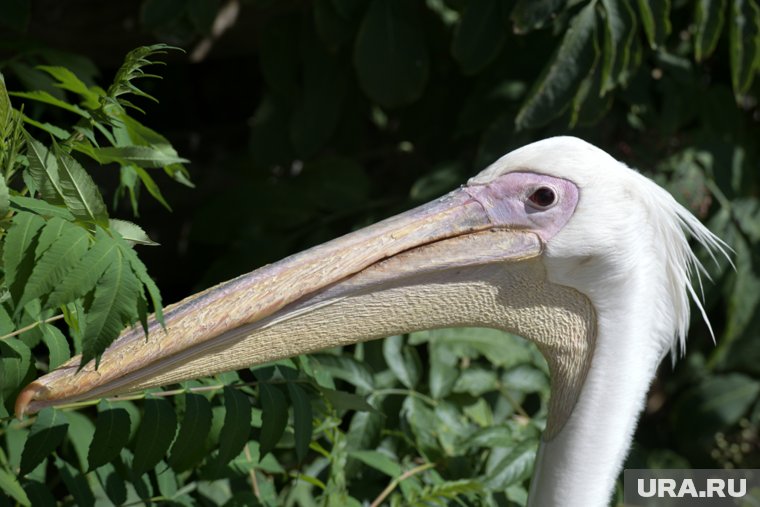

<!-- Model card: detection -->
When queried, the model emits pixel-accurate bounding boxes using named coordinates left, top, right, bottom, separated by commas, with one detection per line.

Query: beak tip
left=15, top=382, right=47, bottom=418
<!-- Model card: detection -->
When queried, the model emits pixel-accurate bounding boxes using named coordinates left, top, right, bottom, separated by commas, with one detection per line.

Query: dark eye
left=528, top=187, right=556, bottom=208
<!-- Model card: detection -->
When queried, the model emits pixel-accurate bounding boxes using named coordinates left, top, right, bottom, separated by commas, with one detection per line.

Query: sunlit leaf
left=0, top=468, right=31, bottom=506
left=131, top=397, right=177, bottom=475
left=383, top=335, right=421, bottom=388
left=354, top=0, right=429, bottom=107
left=109, top=219, right=158, bottom=246
left=484, top=440, right=537, bottom=490
left=53, top=143, right=108, bottom=226
left=40, top=323, right=70, bottom=369
left=3, top=211, right=45, bottom=304
left=348, top=450, right=402, bottom=477
left=20, top=408, right=69, bottom=476
left=310, top=353, right=374, bottom=391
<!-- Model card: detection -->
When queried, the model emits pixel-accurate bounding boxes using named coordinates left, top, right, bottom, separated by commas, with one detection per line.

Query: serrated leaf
left=120, top=239, right=163, bottom=326
left=10, top=90, right=90, bottom=118
left=37, top=65, right=101, bottom=108
left=40, top=324, right=70, bottom=369
left=451, top=0, right=507, bottom=74
left=0, top=72, right=11, bottom=129
left=53, top=144, right=108, bottom=226
left=3, top=211, right=45, bottom=305
left=22, top=115, right=69, bottom=140
left=636, top=0, right=671, bottom=48
left=131, top=397, right=177, bottom=475
left=168, top=393, right=213, bottom=471
left=20, top=408, right=69, bottom=476
left=348, top=450, right=402, bottom=477
left=353, top=0, right=430, bottom=107
left=729, top=0, right=760, bottom=95
left=82, top=244, right=141, bottom=366
left=511, top=0, right=566, bottom=33
left=0, top=177, right=8, bottom=217
left=46, top=228, right=117, bottom=308
left=258, top=383, right=287, bottom=458
left=383, top=335, right=421, bottom=388
left=484, top=440, right=537, bottom=490
left=78, top=145, right=189, bottom=168
left=134, top=164, right=173, bottom=211
left=515, top=1, right=598, bottom=129
left=695, top=0, right=726, bottom=61
left=216, top=387, right=252, bottom=466
left=109, top=219, right=158, bottom=246
left=9, top=195, right=74, bottom=220
left=24, top=133, right=65, bottom=205
left=88, top=405, right=132, bottom=471
left=287, top=382, right=312, bottom=462
left=17, top=218, right=90, bottom=311
left=0, top=468, right=31, bottom=506
left=311, top=353, right=375, bottom=391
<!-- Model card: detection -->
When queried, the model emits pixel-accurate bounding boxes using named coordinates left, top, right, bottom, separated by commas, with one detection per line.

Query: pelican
left=16, top=137, right=728, bottom=506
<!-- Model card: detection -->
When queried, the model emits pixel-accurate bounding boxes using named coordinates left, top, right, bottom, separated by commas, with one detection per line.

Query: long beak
left=17, top=181, right=591, bottom=431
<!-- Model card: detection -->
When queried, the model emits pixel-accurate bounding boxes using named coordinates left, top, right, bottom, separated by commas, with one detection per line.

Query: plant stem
left=370, top=462, right=435, bottom=507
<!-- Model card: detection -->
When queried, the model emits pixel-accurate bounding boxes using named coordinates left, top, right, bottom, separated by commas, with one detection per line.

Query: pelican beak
left=16, top=177, right=594, bottom=433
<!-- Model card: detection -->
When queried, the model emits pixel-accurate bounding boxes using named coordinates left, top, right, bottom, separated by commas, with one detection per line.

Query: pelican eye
left=528, top=187, right=556, bottom=208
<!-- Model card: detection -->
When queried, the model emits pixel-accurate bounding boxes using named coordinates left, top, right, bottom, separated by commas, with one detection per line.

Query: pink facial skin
left=463, top=172, right=580, bottom=243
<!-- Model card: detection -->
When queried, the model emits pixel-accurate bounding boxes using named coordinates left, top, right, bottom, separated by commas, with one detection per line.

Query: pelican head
left=16, top=136, right=728, bottom=506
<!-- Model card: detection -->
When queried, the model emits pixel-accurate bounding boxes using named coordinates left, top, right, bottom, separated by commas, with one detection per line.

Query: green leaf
left=515, top=1, right=598, bottom=129
left=24, top=133, right=65, bottom=205
left=600, top=0, right=637, bottom=92
left=0, top=468, right=31, bottom=506
left=429, top=340, right=459, bottom=399
left=10, top=90, right=90, bottom=118
left=451, top=0, right=507, bottom=74
left=46, top=228, right=118, bottom=308
left=0, top=338, right=32, bottom=409
left=311, top=353, right=375, bottom=391
left=9, top=195, right=74, bottom=220
left=131, top=397, right=177, bottom=475
left=169, top=393, right=213, bottom=471
left=729, top=0, right=760, bottom=95
left=40, top=323, right=70, bottom=369
left=349, top=449, right=402, bottom=477
left=353, top=0, right=430, bottom=107
left=17, top=217, right=90, bottom=311
left=3, top=211, right=45, bottom=304
left=694, top=0, right=726, bottom=61
left=37, top=65, right=101, bottom=108
left=53, top=144, right=108, bottom=226
left=64, top=410, right=96, bottom=470
left=109, top=219, right=158, bottom=246
left=320, top=388, right=378, bottom=413
left=287, top=382, right=313, bottom=462
left=134, top=165, right=173, bottom=211
left=216, top=387, right=252, bottom=466
left=56, top=457, right=95, bottom=507
left=511, top=0, right=566, bottom=33
left=383, top=335, right=421, bottom=388
left=20, top=408, right=69, bottom=476
left=77, top=144, right=189, bottom=168
left=484, top=440, right=537, bottom=490
left=120, top=239, right=164, bottom=326
left=0, top=176, right=8, bottom=217
left=88, top=404, right=132, bottom=471
left=21, top=115, right=69, bottom=139
left=82, top=243, right=141, bottom=366
left=258, top=383, right=287, bottom=458
left=636, top=0, right=671, bottom=48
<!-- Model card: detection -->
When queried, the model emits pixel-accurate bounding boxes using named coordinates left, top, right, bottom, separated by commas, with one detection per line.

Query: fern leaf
left=82, top=246, right=141, bottom=366
left=107, top=44, right=180, bottom=107
left=3, top=212, right=45, bottom=305
left=17, top=218, right=90, bottom=311
left=53, top=143, right=108, bottom=226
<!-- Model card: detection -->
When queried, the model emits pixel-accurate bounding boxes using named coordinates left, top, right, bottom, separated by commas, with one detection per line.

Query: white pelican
left=16, top=137, right=728, bottom=506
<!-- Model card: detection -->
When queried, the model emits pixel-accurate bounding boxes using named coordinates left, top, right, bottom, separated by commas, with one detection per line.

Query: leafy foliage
left=0, top=0, right=759, bottom=505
